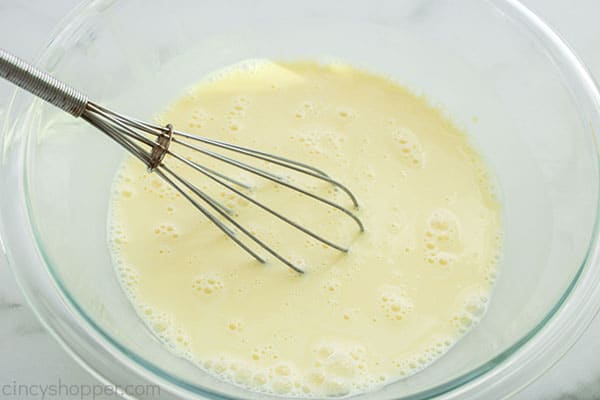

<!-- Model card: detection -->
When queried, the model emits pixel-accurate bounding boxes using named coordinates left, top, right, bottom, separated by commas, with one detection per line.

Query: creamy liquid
left=109, top=61, right=501, bottom=397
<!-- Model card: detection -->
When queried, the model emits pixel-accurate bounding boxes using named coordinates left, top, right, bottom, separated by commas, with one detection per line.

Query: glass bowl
left=2, top=0, right=600, bottom=399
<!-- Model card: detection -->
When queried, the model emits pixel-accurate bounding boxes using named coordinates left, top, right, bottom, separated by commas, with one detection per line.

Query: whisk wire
left=88, top=103, right=362, bottom=215
left=155, top=168, right=267, bottom=264
left=171, top=130, right=360, bottom=208
left=82, top=111, right=149, bottom=165
left=171, top=138, right=365, bottom=231
left=94, top=103, right=354, bottom=202
left=0, top=48, right=364, bottom=273
left=169, top=151, right=349, bottom=252
left=83, top=101, right=364, bottom=273
left=161, top=165, right=306, bottom=273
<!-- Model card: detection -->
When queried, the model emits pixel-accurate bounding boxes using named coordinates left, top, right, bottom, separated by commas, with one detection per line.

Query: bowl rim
left=2, top=0, right=600, bottom=399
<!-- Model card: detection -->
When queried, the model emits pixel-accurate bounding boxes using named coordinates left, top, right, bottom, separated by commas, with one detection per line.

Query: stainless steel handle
left=0, top=48, right=88, bottom=117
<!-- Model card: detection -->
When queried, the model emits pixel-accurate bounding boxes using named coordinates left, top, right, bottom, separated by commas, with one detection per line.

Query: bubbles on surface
left=336, top=107, right=355, bottom=120
left=189, top=108, right=210, bottom=130
left=192, top=274, right=225, bottom=295
left=119, top=188, right=134, bottom=199
left=486, top=266, right=499, bottom=284
left=272, top=376, right=294, bottom=394
left=109, top=224, right=129, bottom=249
left=378, top=286, right=414, bottom=321
left=450, top=288, right=490, bottom=334
left=341, top=308, right=358, bottom=321
left=394, top=127, right=424, bottom=168
left=136, top=172, right=180, bottom=201
left=463, top=291, right=488, bottom=319
left=288, top=129, right=342, bottom=156
left=322, top=279, right=341, bottom=294
left=423, top=209, right=461, bottom=267
left=154, top=223, right=180, bottom=239
left=391, top=336, right=456, bottom=378
left=106, top=60, right=502, bottom=399
left=116, top=264, right=139, bottom=294
left=251, top=345, right=279, bottom=363
left=228, top=319, right=243, bottom=332
left=233, top=96, right=250, bottom=109
left=131, top=303, right=193, bottom=356
left=292, top=100, right=321, bottom=121
left=485, top=234, right=503, bottom=284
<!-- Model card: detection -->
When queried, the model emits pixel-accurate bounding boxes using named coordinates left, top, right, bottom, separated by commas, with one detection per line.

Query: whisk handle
left=0, top=48, right=88, bottom=117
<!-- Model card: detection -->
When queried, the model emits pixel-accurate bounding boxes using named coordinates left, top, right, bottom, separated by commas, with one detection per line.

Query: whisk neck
left=148, top=124, right=173, bottom=172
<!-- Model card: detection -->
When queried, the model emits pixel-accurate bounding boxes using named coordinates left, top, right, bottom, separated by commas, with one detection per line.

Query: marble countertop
left=2, top=1, right=600, bottom=399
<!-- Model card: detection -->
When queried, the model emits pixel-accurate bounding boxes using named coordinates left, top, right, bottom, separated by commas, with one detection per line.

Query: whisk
left=0, top=49, right=363, bottom=273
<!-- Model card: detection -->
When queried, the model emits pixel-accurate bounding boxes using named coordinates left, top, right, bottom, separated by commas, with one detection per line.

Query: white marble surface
left=2, top=1, right=600, bottom=399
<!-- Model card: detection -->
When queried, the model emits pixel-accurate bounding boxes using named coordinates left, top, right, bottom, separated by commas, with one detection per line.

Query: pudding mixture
left=109, top=61, right=501, bottom=397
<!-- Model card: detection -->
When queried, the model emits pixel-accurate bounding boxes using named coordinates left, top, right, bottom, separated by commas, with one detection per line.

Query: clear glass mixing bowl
left=2, top=0, right=600, bottom=399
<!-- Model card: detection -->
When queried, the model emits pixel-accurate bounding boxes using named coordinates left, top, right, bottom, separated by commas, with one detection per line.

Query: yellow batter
left=109, top=61, right=501, bottom=397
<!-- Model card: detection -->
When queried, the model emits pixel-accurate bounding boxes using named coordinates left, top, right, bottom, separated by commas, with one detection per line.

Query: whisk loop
left=0, top=48, right=364, bottom=273
left=83, top=102, right=364, bottom=273
left=149, top=123, right=173, bottom=171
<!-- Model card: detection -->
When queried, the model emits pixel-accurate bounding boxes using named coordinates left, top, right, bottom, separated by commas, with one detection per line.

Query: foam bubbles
left=322, top=377, right=351, bottom=397
left=394, top=127, right=424, bottom=167
left=424, top=209, right=461, bottom=266
left=192, top=274, right=225, bottom=295
left=313, top=342, right=367, bottom=379
left=378, top=286, right=414, bottom=321
left=272, top=376, right=294, bottom=394
left=132, top=305, right=193, bottom=356
left=189, top=108, right=210, bottom=130
left=322, top=279, right=341, bottom=294
left=392, top=337, right=454, bottom=378
left=153, top=223, right=180, bottom=240
left=463, top=292, right=488, bottom=318
left=105, top=60, right=502, bottom=399
left=450, top=289, right=490, bottom=333
left=109, top=225, right=129, bottom=249
left=116, top=265, right=139, bottom=293
left=336, top=107, right=355, bottom=120
left=138, top=173, right=180, bottom=201
left=228, top=320, right=243, bottom=332
left=289, top=129, right=342, bottom=156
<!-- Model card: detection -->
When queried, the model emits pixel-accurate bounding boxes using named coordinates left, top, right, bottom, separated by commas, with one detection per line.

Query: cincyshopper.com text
left=1, top=379, right=160, bottom=399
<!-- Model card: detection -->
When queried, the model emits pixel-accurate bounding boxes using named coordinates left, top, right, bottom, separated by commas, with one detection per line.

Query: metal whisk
left=0, top=49, right=363, bottom=273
